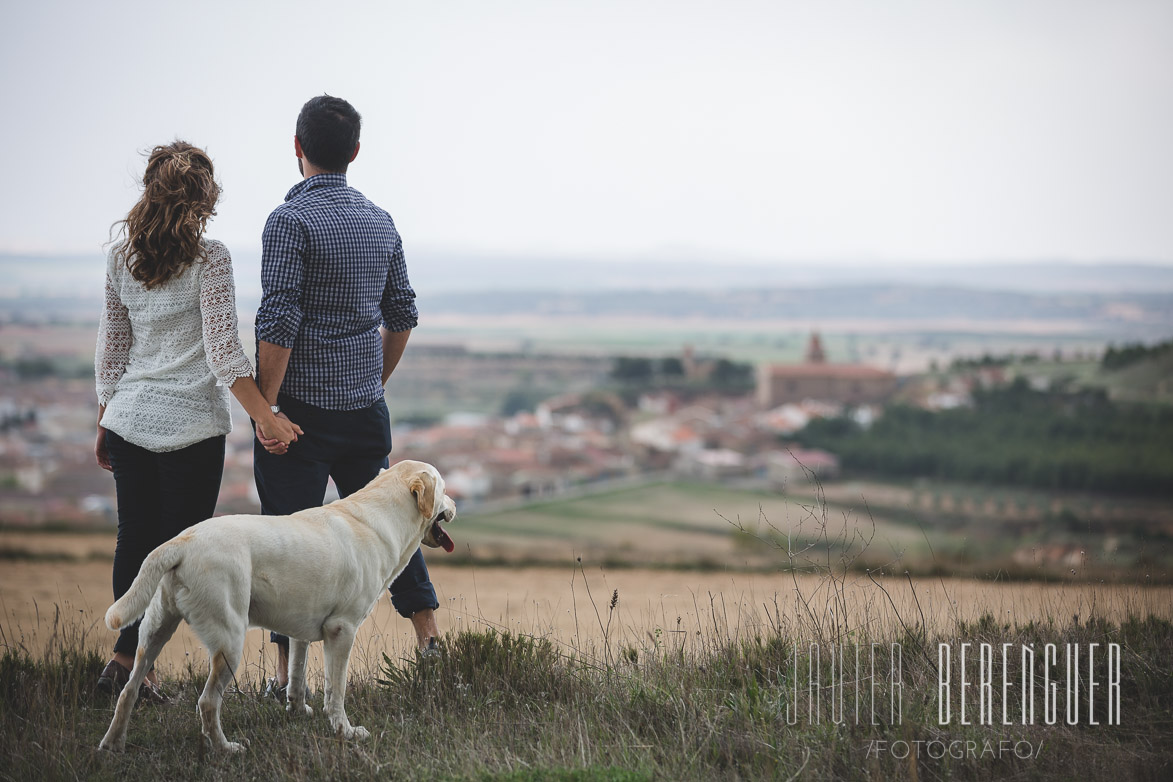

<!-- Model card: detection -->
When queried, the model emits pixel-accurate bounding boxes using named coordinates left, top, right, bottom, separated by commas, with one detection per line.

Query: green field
left=418, top=317, right=1115, bottom=369
left=450, top=479, right=1172, bottom=581
left=454, top=480, right=922, bottom=573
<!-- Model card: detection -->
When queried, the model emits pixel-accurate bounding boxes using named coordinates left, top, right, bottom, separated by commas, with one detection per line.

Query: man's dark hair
left=296, top=95, right=362, bottom=172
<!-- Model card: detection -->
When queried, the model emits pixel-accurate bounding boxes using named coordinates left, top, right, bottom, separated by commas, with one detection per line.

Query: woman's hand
left=227, top=376, right=304, bottom=456
left=259, top=412, right=303, bottom=452
left=95, top=425, right=112, bottom=471
left=254, top=420, right=285, bottom=455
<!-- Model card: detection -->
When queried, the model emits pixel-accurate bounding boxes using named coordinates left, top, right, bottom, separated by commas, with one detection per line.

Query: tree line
left=793, top=379, right=1173, bottom=496
left=609, top=355, right=754, bottom=392
left=1101, top=339, right=1173, bottom=371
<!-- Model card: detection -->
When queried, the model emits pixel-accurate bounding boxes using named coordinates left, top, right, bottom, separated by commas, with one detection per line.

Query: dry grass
left=3, top=486, right=1172, bottom=780
left=3, top=554, right=1172, bottom=682
left=1, top=574, right=1171, bottom=781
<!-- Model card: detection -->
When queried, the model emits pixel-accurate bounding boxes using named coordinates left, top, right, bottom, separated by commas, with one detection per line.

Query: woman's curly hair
left=112, top=141, right=221, bottom=289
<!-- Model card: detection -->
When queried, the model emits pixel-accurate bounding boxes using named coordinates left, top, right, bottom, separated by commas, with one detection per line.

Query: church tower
left=805, top=331, right=827, bottom=364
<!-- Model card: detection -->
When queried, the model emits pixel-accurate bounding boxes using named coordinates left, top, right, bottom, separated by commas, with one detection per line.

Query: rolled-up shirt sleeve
left=95, top=263, right=131, bottom=406
left=256, top=210, right=306, bottom=348
left=380, top=232, right=419, bottom=332
left=199, top=242, right=255, bottom=387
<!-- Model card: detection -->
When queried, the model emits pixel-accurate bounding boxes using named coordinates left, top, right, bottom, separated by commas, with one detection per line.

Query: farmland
left=3, top=525, right=1172, bottom=679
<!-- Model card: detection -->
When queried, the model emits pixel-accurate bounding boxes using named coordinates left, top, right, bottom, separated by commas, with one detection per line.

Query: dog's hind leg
left=98, top=592, right=181, bottom=751
left=197, top=642, right=245, bottom=752
left=187, top=568, right=250, bottom=752
left=286, top=638, right=313, bottom=716
left=322, top=621, right=367, bottom=740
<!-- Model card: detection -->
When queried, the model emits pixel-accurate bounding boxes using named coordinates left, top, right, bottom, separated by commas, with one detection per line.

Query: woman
left=94, top=141, right=302, bottom=699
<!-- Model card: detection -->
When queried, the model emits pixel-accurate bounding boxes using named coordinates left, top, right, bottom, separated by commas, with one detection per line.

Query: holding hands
left=223, top=376, right=303, bottom=457
left=256, top=411, right=301, bottom=456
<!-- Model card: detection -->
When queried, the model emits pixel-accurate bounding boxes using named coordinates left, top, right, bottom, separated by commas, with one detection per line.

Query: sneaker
left=263, top=677, right=311, bottom=704
left=419, top=637, right=441, bottom=659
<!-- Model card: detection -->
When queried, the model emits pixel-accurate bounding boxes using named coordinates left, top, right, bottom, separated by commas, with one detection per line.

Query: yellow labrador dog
left=98, top=460, right=456, bottom=753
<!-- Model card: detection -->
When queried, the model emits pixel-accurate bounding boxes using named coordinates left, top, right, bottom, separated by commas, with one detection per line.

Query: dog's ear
left=408, top=469, right=439, bottom=519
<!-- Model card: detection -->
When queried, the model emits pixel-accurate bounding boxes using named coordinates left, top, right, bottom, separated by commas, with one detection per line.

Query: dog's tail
left=104, top=535, right=188, bottom=631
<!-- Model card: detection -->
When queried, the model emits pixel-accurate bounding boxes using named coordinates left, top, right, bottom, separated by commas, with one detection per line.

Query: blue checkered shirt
left=256, top=173, right=418, bottom=411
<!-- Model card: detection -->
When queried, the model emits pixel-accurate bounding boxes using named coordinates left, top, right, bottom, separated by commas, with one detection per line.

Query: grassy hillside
left=456, top=481, right=926, bottom=571
left=2, top=591, right=1170, bottom=780
left=1100, top=350, right=1173, bottom=402
left=449, top=479, right=1171, bottom=581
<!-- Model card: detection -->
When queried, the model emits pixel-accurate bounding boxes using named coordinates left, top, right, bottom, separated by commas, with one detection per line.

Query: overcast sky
left=0, top=0, right=1170, bottom=265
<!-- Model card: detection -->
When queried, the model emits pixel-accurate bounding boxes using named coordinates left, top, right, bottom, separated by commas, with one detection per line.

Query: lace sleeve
left=199, top=242, right=255, bottom=387
left=95, top=267, right=131, bottom=405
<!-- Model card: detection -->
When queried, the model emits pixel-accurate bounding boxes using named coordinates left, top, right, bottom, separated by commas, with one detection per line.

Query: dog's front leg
left=286, top=639, right=313, bottom=716
left=322, top=621, right=367, bottom=740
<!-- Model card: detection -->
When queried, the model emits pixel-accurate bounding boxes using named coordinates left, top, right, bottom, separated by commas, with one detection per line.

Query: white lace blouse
left=95, top=239, right=255, bottom=452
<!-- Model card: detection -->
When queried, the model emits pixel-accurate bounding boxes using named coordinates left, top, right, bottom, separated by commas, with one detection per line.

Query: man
left=253, top=95, right=439, bottom=697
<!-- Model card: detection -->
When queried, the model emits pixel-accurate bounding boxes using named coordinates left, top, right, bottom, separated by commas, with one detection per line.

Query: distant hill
left=2, top=252, right=1172, bottom=339
left=6, top=251, right=1173, bottom=295
left=403, top=255, right=1173, bottom=295
left=418, top=286, right=1173, bottom=332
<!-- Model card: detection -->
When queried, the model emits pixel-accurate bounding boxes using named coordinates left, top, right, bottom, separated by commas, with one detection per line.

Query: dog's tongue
left=432, top=521, right=455, bottom=553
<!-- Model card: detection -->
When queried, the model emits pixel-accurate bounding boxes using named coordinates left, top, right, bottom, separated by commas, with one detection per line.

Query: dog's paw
left=286, top=702, right=313, bottom=716
left=98, top=738, right=125, bottom=753
left=344, top=725, right=370, bottom=741
left=223, top=741, right=247, bottom=753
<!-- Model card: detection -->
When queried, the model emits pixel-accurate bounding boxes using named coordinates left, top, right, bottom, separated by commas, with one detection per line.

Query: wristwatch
left=270, top=405, right=281, bottom=415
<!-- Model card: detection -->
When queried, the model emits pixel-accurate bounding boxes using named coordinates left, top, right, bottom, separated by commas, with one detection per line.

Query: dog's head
left=406, top=463, right=457, bottom=553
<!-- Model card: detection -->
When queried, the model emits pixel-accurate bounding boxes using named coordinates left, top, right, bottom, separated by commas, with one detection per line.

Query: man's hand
left=381, top=327, right=412, bottom=386
left=95, top=425, right=112, bottom=471
left=256, top=412, right=295, bottom=456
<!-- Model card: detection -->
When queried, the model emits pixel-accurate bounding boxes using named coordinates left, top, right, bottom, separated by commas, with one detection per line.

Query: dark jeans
left=106, top=430, right=225, bottom=656
left=253, top=393, right=438, bottom=650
